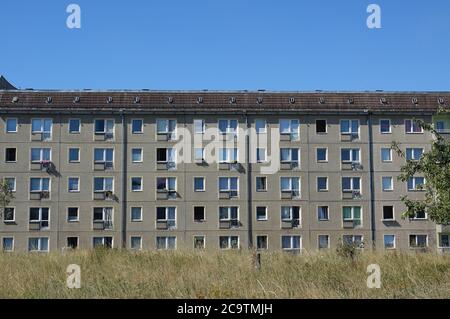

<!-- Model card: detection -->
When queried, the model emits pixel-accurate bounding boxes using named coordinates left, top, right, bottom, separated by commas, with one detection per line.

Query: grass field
left=0, top=249, right=449, bottom=299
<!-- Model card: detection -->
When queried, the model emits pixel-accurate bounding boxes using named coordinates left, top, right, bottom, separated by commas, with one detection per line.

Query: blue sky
left=1, top=0, right=449, bottom=91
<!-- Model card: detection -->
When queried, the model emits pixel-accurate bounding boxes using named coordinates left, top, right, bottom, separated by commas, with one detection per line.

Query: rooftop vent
left=11, top=96, right=19, bottom=103
left=197, top=97, right=203, bottom=104
left=412, top=97, right=418, bottom=105
left=380, top=97, right=388, bottom=104
left=107, top=97, right=113, bottom=104
left=229, top=97, right=236, bottom=104
left=438, top=97, right=445, bottom=105
left=347, top=97, right=354, bottom=104
left=46, top=96, right=52, bottom=104
left=73, top=96, right=80, bottom=104
left=257, top=97, right=263, bottom=104
left=167, top=97, right=174, bottom=104
left=289, top=97, right=295, bottom=104
left=319, top=97, right=325, bottom=104
left=134, top=97, right=141, bottom=104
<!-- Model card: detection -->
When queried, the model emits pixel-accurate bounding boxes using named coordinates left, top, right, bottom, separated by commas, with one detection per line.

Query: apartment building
left=0, top=78, right=449, bottom=253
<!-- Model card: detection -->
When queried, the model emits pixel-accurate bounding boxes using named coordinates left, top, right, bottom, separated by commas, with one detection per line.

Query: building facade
left=0, top=84, right=449, bottom=253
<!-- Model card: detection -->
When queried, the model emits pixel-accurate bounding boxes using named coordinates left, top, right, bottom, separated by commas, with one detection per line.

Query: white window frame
left=130, top=206, right=143, bottom=222
left=29, top=207, right=50, bottom=229
left=384, top=234, right=396, bottom=249
left=94, top=119, right=115, bottom=134
left=256, top=235, right=268, bottom=250
left=28, top=237, right=49, bottom=252
left=156, top=177, right=177, bottom=192
left=280, top=206, right=301, bottom=224
left=93, top=207, right=114, bottom=222
left=30, top=177, right=51, bottom=192
left=130, top=236, right=143, bottom=250
left=68, top=148, right=80, bottom=163
left=340, top=119, right=359, bottom=136
left=218, top=119, right=238, bottom=135
left=130, top=176, right=143, bottom=192
left=156, top=119, right=177, bottom=138
left=255, top=176, right=267, bottom=192
left=279, top=119, right=300, bottom=140
left=194, top=119, right=205, bottom=134
left=280, top=148, right=300, bottom=164
left=31, top=118, right=53, bottom=140
left=68, top=177, right=80, bottom=193
left=94, top=148, right=114, bottom=164
left=67, top=207, right=80, bottom=222
left=30, top=148, right=51, bottom=163
left=316, top=148, right=328, bottom=162
left=379, top=119, right=391, bottom=134
left=342, top=177, right=361, bottom=192
left=409, top=234, right=428, bottom=248
left=382, top=176, right=393, bottom=191
left=5, top=118, right=18, bottom=133
left=381, top=148, right=393, bottom=163
left=218, top=206, right=239, bottom=223
left=341, top=148, right=360, bottom=163
left=218, top=148, right=238, bottom=163
left=131, top=119, right=144, bottom=134
left=93, top=177, right=114, bottom=192
left=318, top=235, right=330, bottom=249
left=256, top=148, right=267, bottom=163
left=255, top=119, right=267, bottom=134
left=281, top=235, right=302, bottom=251
left=219, top=177, right=239, bottom=196
left=317, top=206, right=329, bottom=221
left=193, top=177, right=205, bottom=192
left=68, top=118, right=81, bottom=134
left=156, top=207, right=177, bottom=229
left=131, top=148, right=143, bottom=163
left=4, top=177, right=16, bottom=192
left=407, top=177, right=425, bottom=191
left=382, top=206, right=395, bottom=221
left=3, top=207, right=15, bottom=223
left=405, top=119, right=423, bottom=134
left=219, top=236, right=240, bottom=250
left=406, top=148, right=423, bottom=161
left=317, top=177, right=328, bottom=192
left=256, top=206, right=268, bottom=221
left=156, top=236, right=177, bottom=250
left=2, top=237, right=14, bottom=252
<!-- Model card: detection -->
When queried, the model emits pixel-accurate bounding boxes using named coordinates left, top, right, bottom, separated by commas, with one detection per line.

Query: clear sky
left=1, top=0, right=449, bottom=91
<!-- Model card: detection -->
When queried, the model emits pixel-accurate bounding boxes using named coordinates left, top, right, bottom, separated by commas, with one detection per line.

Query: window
left=343, top=235, right=363, bottom=247
left=132, top=148, right=143, bottom=163
left=194, top=236, right=205, bottom=249
left=194, top=148, right=204, bottom=162
left=4, top=177, right=16, bottom=192
left=256, top=207, right=267, bottom=221
left=381, top=148, right=392, bottom=162
left=32, top=119, right=52, bottom=140
left=380, top=119, right=391, bottom=134
left=67, top=237, right=78, bottom=249
left=219, top=177, right=238, bottom=197
left=194, top=207, right=205, bottom=222
left=342, top=206, right=362, bottom=226
left=280, top=177, right=300, bottom=197
left=68, top=177, right=80, bottom=192
left=280, top=148, right=300, bottom=165
left=316, top=120, right=327, bottom=133
left=318, top=206, right=329, bottom=221
left=130, top=236, right=142, bottom=250
left=436, top=121, right=445, bottom=132
left=131, top=177, right=143, bottom=192
left=69, top=119, right=80, bottom=134
left=131, top=119, right=143, bottom=134
left=30, top=178, right=50, bottom=192
left=281, top=206, right=301, bottom=226
left=156, top=236, right=176, bottom=250
left=93, top=177, right=114, bottom=192
left=31, top=148, right=51, bottom=163
left=406, top=148, right=423, bottom=161
left=6, top=118, right=17, bottom=133
left=156, top=207, right=176, bottom=229
left=255, top=119, right=266, bottom=134
left=318, top=235, right=329, bottom=249
left=93, top=237, right=113, bottom=249
left=28, top=237, right=49, bottom=252
left=219, top=207, right=239, bottom=225
left=3, top=207, right=15, bottom=222
left=131, top=207, right=142, bottom=221
left=408, top=177, right=425, bottom=191
left=194, top=177, right=205, bottom=192
left=67, top=207, right=79, bottom=222
left=93, top=208, right=113, bottom=229
left=341, top=148, right=360, bottom=163
left=382, top=206, right=394, bottom=221
left=94, top=148, right=114, bottom=165
left=382, top=177, right=393, bottom=191
left=156, top=148, right=176, bottom=164
left=256, top=177, right=267, bottom=192
left=413, top=209, right=427, bottom=220
left=94, top=119, right=114, bottom=135
left=439, top=234, right=450, bottom=248
left=405, top=119, right=423, bottom=134
left=219, top=236, right=239, bottom=249
left=409, top=235, right=427, bottom=248
left=256, top=148, right=266, bottom=163
left=342, top=177, right=361, bottom=192
left=68, top=148, right=80, bottom=163
left=316, top=148, right=327, bottom=162
left=280, top=119, right=300, bottom=140
left=194, top=119, right=205, bottom=134
left=281, top=236, right=301, bottom=251
left=340, top=120, right=359, bottom=136
left=317, top=177, right=328, bottom=192
left=29, top=207, right=50, bottom=229
left=384, top=235, right=396, bottom=249
left=157, top=119, right=176, bottom=138
left=5, top=148, right=16, bottom=162
left=2, top=237, right=14, bottom=252
left=256, top=236, right=268, bottom=250
left=218, top=119, right=238, bottom=135
left=157, top=177, right=176, bottom=192
left=218, top=148, right=238, bottom=163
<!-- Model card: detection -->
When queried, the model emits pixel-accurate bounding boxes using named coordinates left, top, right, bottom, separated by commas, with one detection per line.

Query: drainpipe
left=245, top=112, right=253, bottom=249
left=367, top=111, right=376, bottom=249
left=120, top=110, right=128, bottom=249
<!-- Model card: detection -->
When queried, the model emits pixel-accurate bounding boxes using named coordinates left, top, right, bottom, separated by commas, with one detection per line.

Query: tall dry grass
left=0, top=249, right=449, bottom=299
